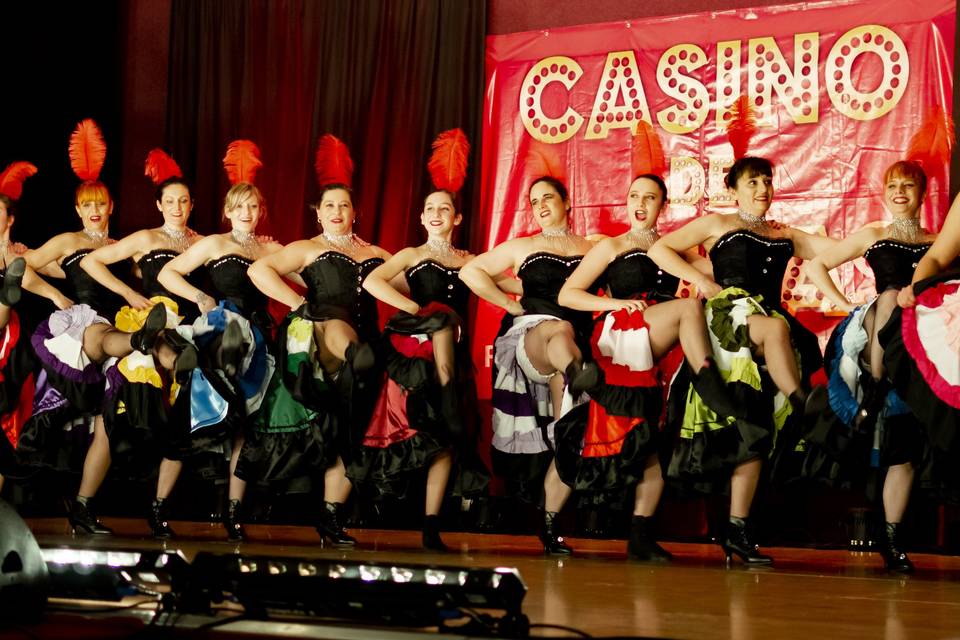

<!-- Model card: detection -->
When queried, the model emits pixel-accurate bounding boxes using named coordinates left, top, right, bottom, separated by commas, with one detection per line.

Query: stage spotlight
left=0, top=498, right=48, bottom=624
left=200, top=553, right=529, bottom=634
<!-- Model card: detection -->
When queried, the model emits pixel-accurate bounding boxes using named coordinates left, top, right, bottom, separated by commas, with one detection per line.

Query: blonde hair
left=222, top=182, right=266, bottom=219
left=75, top=181, right=112, bottom=207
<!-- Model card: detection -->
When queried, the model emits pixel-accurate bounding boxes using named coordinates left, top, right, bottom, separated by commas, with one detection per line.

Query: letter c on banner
left=826, top=25, right=909, bottom=120
left=520, top=56, right=584, bottom=143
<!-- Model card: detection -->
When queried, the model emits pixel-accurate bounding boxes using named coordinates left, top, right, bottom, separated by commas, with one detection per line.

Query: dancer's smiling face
left=421, top=191, right=460, bottom=237
left=529, top=179, right=570, bottom=231
left=316, top=188, right=355, bottom=235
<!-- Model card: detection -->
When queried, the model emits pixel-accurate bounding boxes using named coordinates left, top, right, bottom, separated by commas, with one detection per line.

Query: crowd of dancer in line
left=1, top=119, right=958, bottom=575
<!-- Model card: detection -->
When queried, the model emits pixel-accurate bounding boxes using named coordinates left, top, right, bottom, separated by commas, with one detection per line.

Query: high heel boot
left=218, top=320, right=246, bottom=378
left=130, top=303, right=167, bottom=353
left=788, top=384, right=828, bottom=421
left=690, top=357, right=748, bottom=419
left=853, top=376, right=889, bottom=432
left=422, top=515, right=448, bottom=552
left=565, top=360, right=599, bottom=395
left=316, top=501, right=357, bottom=547
left=627, top=515, right=672, bottom=562
left=0, top=257, right=25, bottom=306
left=148, top=498, right=175, bottom=539
left=224, top=498, right=246, bottom=541
left=156, top=329, right=199, bottom=383
left=539, top=510, right=573, bottom=555
left=67, top=496, right=113, bottom=535
left=720, top=516, right=772, bottom=566
left=344, top=342, right=375, bottom=373
left=879, top=522, right=914, bottom=573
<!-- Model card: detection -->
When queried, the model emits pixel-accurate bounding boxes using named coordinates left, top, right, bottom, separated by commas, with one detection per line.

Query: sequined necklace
left=424, top=236, right=467, bottom=264
left=625, top=227, right=659, bottom=251
left=231, top=229, right=260, bottom=259
left=83, top=228, right=109, bottom=248
left=737, top=211, right=771, bottom=234
left=161, top=224, right=194, bottom=254
left=887, top=216, right=923, bottom=244
left=323, top=231, right=366, bottom=259
left=540, top=226, right=578, bottom=254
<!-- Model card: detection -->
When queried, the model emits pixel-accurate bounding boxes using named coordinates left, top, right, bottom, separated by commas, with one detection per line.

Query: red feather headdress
left=144, top=149, right=183, bottom=186
left=222, top=140, right=263, bottom=185
left=524, top=140, right=565, bottom=184
left=314, top=134, right=354, bottom=188
left=0, top=162, right=38, bottom=201
left=427, top=128, right=470, bottom=194
left=69, top=119, right=107, bottom=182
left=906, top=106, right=955, bottom=172
left=631, top=120, right=666, bottom=178
left=726, top=95, right=757, bottom=160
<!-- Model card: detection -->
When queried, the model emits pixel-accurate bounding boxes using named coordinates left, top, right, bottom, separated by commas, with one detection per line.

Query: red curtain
left=164, top=0, right=486, bottom=251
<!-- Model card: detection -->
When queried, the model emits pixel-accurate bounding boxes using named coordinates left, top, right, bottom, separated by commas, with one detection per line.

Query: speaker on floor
left=0, top=497, right=48, bottom=624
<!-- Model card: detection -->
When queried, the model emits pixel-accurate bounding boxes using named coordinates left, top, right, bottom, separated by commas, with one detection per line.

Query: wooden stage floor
left=21, top=517, right=960, bottom=639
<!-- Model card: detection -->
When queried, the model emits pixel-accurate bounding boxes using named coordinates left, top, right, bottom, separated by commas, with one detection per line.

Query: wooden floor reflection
left=27, top=518, right=960, bottom=639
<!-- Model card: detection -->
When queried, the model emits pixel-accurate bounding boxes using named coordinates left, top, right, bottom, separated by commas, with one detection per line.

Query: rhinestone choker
left=887, top=216, right=923, bottom=244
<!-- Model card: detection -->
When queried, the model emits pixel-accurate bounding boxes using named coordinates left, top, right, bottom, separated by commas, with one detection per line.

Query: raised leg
left=746, top=315, right=801, bottom=397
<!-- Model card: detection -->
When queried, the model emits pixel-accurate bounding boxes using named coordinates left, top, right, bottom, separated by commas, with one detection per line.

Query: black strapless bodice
left=864, top=240, right=931, bottom=293
left=62, top=249, right=127, bottom=318
left=405, top=260, right=469, bottom=317
left=300, top=252, right=384, bottom=341
left=206, top=254, right=268, bottom=317
left=605, top=249, right=679, bottom=302
left=517, top=252, right=589, bottom=324
left=709, top=230, right=794, bottom=304
left=138, top=249, right=202, bottom=319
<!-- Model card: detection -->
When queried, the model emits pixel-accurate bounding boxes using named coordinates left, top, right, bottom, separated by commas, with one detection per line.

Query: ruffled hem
left=31, top=305, right=109, bottom=385
left=881, top=273, right=960, bottom=455
left=236, top=415, right=338, bottom=485
left=346, top=432, right=447, bottom=500
left=897, top=278, right=960, bottom=409
left=276, top=311, right=379, bottom=459
left=14, top=407, right=94, bottom=475
left=1, top=312, right=37, bottom=450
left=186, top=302, right=274, bottom=416
left=490, top=314, right=562, bottom=455
left=490, top=447, right=553, bottom=505
left=554, top=403, right=657, bottom=498
left=668, top=414, right=772, bottom=479
left=101, top=379, right=166, bottom=475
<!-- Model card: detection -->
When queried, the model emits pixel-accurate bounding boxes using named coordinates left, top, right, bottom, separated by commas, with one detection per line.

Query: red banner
left=471, top=0, right=955, bottom=398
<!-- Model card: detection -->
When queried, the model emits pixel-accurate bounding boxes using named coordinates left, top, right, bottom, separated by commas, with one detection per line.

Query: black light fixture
left=201, top=553, right=529, bottom=635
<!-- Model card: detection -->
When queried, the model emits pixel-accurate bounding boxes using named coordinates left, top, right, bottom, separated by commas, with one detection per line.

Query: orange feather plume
left=144, top=149, right=183, bottom=185
left=631, top=120, right=666, bottom=178
left=314, top=134, right=354, bottom=188
left=427, top=128, right=470, bottom=193
left=524, top=140, right=564, bottom=183
left=69, top=119, right=107, bottom=182
left=726, top=95, right=757, bottom=160
left=0, top=162, right=38, bottom=201
left=906, top=106, right=955, bottom=171
left=222, top=140, right=263, bottom=185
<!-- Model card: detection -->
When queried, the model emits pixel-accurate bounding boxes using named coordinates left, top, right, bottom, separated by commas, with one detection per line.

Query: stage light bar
left=41, top=547, right=191, bottom=601
left=199, top=553, right=527, bottom=628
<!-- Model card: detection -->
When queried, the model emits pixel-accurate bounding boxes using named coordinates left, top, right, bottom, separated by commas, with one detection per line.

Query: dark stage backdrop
left=164, top=0, right=487, bottom=249
left=0, top=3, right=124, bottom=249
